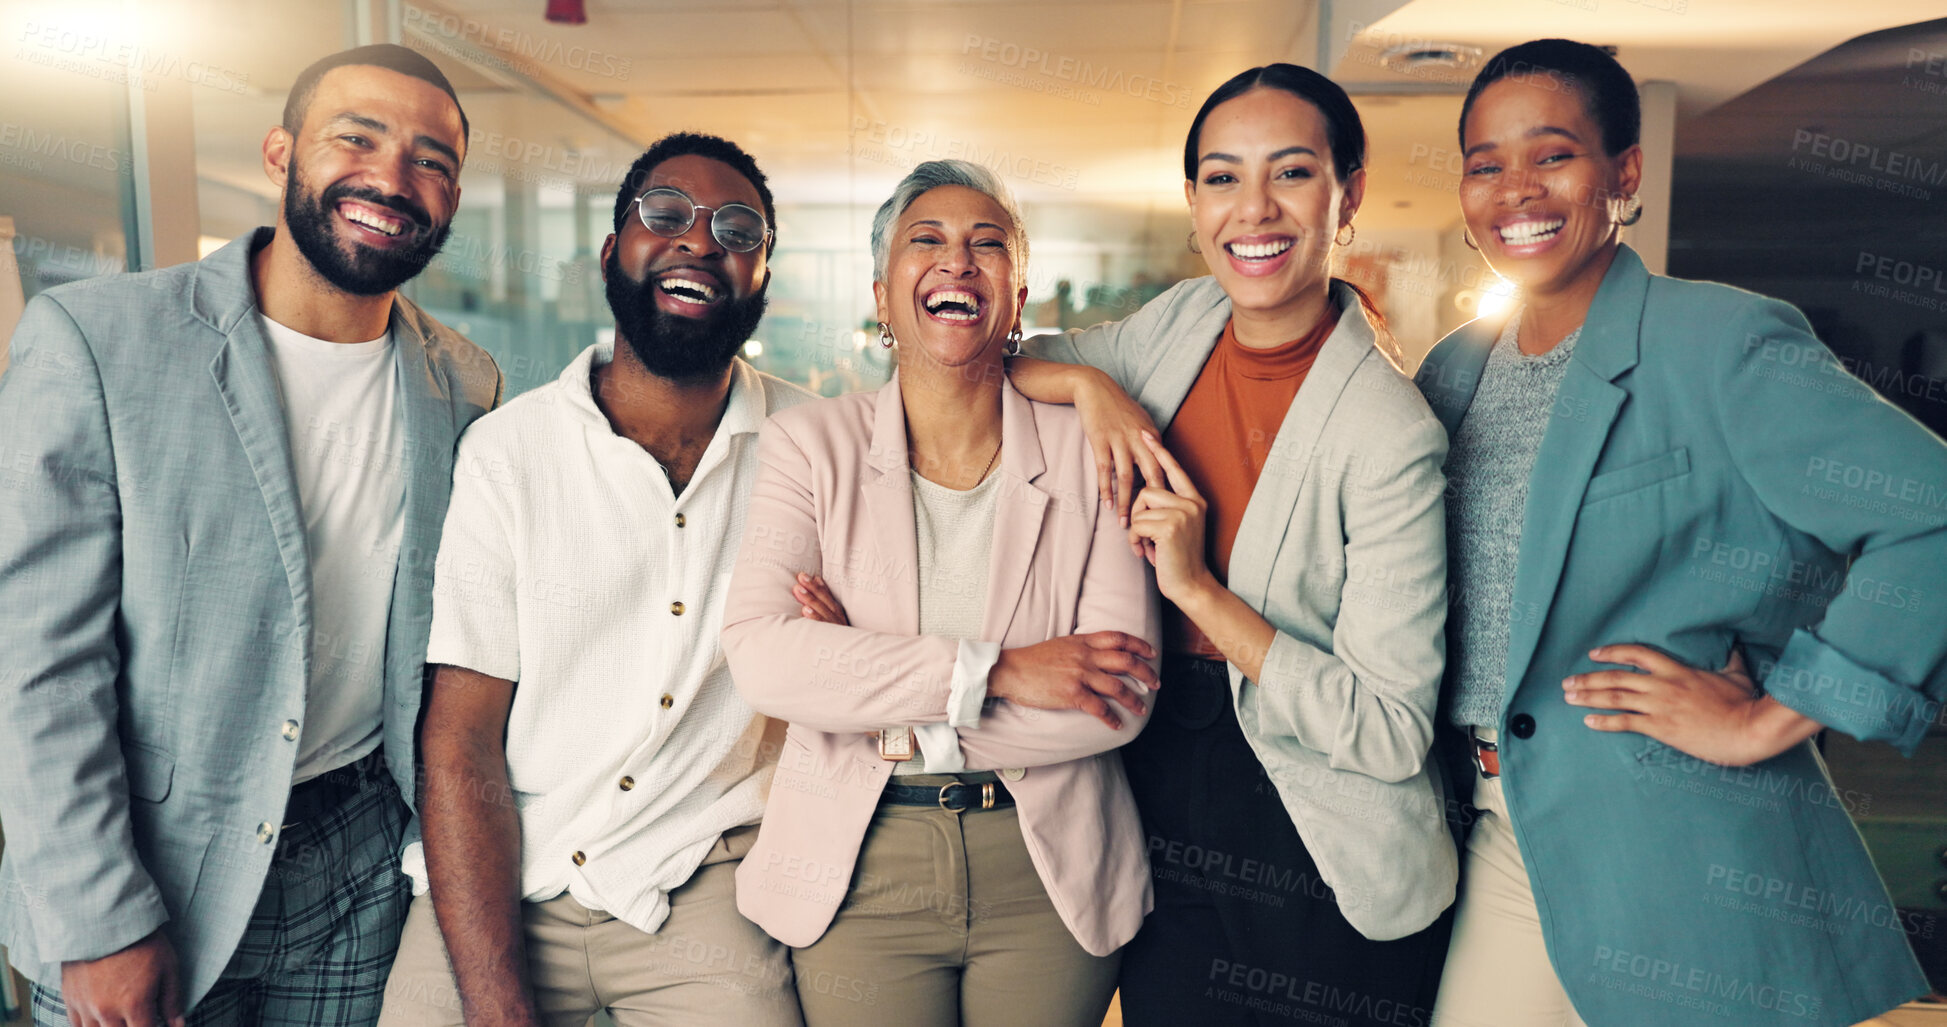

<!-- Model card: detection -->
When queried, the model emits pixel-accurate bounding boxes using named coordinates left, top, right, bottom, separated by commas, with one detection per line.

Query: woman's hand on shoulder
left=1071, top=367, right=1164, bottom=526
left=989, top=632, right=1160, bottom=729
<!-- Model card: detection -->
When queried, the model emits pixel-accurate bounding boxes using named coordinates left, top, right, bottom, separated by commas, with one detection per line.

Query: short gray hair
left=870, top=160, right=1028, bottom=285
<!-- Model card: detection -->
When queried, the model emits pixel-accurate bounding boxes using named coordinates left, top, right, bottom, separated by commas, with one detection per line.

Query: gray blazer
left=1023, top=277, right=1456, bottom=940
left=0, top=229, right=500, bottom=1005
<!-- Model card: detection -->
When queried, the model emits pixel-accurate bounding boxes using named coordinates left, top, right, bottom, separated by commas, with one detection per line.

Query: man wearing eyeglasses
left=376, top=133, right=809, bottom=1027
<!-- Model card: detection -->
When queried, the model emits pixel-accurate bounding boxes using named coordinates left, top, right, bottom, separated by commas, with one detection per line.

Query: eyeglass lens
left=638, top=189, right=768, bottom=252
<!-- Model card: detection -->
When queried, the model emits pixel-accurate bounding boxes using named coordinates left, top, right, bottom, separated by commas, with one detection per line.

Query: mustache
left=322, top=183, right=431, bottom=230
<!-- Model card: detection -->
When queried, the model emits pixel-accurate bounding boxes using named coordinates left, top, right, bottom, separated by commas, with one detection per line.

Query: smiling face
left=601, top=153, right=771, bottom=380
left=1187, top=87, right=1362, bottom=327
left=1459, top=73, right=1642, bottom=300
left=268, top=64, right=464, bottom=296
left=873, top=185, right=1026, bottom=372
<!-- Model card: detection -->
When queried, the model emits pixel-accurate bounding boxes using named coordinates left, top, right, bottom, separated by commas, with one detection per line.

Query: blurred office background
left=2, top=0, right=1945, bottom=1021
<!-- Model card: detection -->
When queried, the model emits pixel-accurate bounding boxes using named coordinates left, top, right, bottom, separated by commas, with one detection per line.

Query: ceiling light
left=1378, top=43, right=1482, bottom=75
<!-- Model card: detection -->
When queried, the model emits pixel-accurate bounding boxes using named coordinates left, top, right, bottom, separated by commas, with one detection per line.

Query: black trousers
left=1117, top=656, right=1453, bottom=1027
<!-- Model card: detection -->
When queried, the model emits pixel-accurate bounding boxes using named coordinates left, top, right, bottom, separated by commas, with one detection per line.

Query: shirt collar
left=558, top=340, right=769, bottom=438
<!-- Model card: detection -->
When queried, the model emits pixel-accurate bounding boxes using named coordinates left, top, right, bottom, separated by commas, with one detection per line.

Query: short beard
left=283, top=152, right=450, bottom=296
left=604, top=247, right=768, bottom=382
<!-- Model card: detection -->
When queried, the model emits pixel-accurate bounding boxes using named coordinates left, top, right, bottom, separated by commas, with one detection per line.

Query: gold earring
left=1335, top=223, right=1356, bottom=246
left=1186, top=230, right=1201, bottom=255
left=877, top=321, right=895, bottom=348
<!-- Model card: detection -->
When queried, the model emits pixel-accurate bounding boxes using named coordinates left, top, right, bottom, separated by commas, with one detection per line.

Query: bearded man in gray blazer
left=0, top=45, right=499, bottom=1027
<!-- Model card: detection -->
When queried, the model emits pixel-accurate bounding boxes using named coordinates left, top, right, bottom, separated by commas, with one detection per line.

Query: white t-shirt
left=258, top=313, right=405, bottom=784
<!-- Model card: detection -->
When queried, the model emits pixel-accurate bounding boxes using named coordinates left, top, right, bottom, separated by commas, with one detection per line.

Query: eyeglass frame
left=631, top=187, right=773, bottom=254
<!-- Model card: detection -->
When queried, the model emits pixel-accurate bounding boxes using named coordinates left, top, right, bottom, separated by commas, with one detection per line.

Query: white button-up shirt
left=406, top=342, right=811, bottom=933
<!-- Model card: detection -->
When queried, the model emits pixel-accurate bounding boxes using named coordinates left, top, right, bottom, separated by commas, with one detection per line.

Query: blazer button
left=619, top=776, right=636, bottom=791
left=660, top=694, right=675, bottom=709
left=1510, top=713, right=1536, bottom=739
left=670, top=601, right=686, bottom=616
left=281, top=719, right=300, bottom=741
left=999, top=767, right=1025, bottom=782
left=572, top=850, right=587, bottom=866
left=256, top=822, right=276, bottom=844
left=674, top=513, right=686, bottom=528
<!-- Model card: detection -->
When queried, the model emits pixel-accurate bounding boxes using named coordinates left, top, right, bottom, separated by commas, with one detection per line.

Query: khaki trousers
left=791, top=800, right=1120, bottom=1027
left=1431, top=731, right=1590, bottom=1027
left=378, top=827, right=799, bottom=1027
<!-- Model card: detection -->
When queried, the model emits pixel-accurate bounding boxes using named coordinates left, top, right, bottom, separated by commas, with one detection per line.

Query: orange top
left=1160, top=307, right=1336, bottom=658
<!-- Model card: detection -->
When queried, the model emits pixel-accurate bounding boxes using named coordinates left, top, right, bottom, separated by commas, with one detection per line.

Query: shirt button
left=659, top=694, right=675, bottom=709
left=670, top=601, right=685, bottom=616
left=999, top=767, right=1025, bottom=782
left=619, top=776, right=635, bottom=791
left=572, top=850, right=587, bottom=866
left=1509, top=713, right=1537, bottom=739
left=281, top=720, right=300, bottom=741
left=256, top=822, right=275, bottom=844
left=674, top=513, right=686, bottom=528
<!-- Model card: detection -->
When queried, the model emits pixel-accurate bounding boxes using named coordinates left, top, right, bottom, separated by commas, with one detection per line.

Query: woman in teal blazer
left=1418, top=39, right=1943, bottom=1027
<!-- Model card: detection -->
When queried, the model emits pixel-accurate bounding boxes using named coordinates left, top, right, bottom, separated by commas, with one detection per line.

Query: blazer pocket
left=125, top=742, right=175, bottom=802
left=1582, top=447, right=1691, bottom=507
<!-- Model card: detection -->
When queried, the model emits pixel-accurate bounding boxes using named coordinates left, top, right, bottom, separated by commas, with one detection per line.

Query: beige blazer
left=1023, top=278, right=1457, bottom=940
left=721, top=373, right=1160, bottom=956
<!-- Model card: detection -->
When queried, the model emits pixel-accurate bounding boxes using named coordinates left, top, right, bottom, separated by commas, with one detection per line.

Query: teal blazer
left=1416, top=246, right=1941, bottom=1026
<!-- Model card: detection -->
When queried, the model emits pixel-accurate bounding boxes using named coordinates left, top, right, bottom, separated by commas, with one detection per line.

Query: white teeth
left=341, top=206, right=403, bottom=236
left=1498, top=219, right=1564, bottom=245
left=924, top=289, right=982, bottom=320
left=1226, top=239, right=1293, bottom=260
left=658, top=278, right=718, bottom=303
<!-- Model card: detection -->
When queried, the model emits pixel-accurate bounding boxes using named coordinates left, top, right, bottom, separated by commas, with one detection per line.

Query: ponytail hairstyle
left=1184, top=64, right=1391, bottom=353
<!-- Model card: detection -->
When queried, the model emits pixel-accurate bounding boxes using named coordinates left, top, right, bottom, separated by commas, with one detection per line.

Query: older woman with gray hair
left=721, top=159, right=1162, bottom=1026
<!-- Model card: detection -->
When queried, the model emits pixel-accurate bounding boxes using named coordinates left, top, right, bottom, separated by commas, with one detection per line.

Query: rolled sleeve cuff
left=914, top=724, right=965, bottom=773
left=29, top=886, right=167, bottom=966
left=947, top=639, right=999, bottom=729
left=1765, top=628, right=1940, bottom=756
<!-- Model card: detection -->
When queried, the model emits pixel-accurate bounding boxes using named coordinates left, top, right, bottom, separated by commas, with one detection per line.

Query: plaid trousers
left=34, top=752, right=412, bottom=1027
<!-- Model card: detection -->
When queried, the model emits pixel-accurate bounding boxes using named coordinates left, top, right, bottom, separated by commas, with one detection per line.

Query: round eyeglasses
left=633, top=187, right=771, bottom=253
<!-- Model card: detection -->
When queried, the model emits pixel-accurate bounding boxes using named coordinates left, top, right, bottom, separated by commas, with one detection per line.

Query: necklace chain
left=912, top=435, right=1002, bottom=489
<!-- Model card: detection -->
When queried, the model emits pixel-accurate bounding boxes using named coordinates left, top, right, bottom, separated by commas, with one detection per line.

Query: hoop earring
left=1462, top=228, right=1480, bottom=251
left=1186, top=230, right=1201, bottom=255
left=1613, top=193, right=1644, bottom=227
left=1335, top=222, right=1356, bottom=246
left=877, top=321, right=895, bottom=348
left=1005, top=327, right=1023, bottom=357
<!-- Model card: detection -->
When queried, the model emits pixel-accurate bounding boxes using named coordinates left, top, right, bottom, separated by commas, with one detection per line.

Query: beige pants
left=791, top=800, right=1120, bottom=1027
left=378, top=827, right=800, bottom=1027
left=1431, top=730, right=1589, bottom=1027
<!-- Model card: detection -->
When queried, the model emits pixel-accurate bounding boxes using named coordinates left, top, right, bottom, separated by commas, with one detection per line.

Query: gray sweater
left=1444, top=312, right=1582, bottom=729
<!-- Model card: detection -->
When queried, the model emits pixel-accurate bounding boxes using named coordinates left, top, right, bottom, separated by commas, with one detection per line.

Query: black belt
left=283, top=748, right=387, bottom=828
left=880, top=777, right=1014, bottom=813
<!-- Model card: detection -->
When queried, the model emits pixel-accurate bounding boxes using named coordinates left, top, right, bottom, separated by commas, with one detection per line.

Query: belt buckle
left=937, top=783, right=966, bottom=813
left=1470, top=732, right=1499, bottom=779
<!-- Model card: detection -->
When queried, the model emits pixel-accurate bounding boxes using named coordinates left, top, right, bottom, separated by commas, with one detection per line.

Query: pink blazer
left=722, top=373, right=1159, bottom=956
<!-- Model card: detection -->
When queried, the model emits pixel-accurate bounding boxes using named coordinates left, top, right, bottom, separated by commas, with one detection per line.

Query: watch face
left=879, top=726, right=915, bottom=760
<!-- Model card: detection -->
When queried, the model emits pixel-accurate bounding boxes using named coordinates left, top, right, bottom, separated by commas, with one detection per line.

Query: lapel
left=981, top=378, right=1050, bottom=644
left=1416, top=319, right=1499, bottom=439
left=1500, top=246, right=1650, bottom=710
left=862, top=375, right=922, bottom=636
left=1226, top=282, right=1372, bottom=610
left=1137, top=295, right=1228, bottom=435
left=386, top=298, right=453, bottom=594
left=195, top=232, right=313, bottom=661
